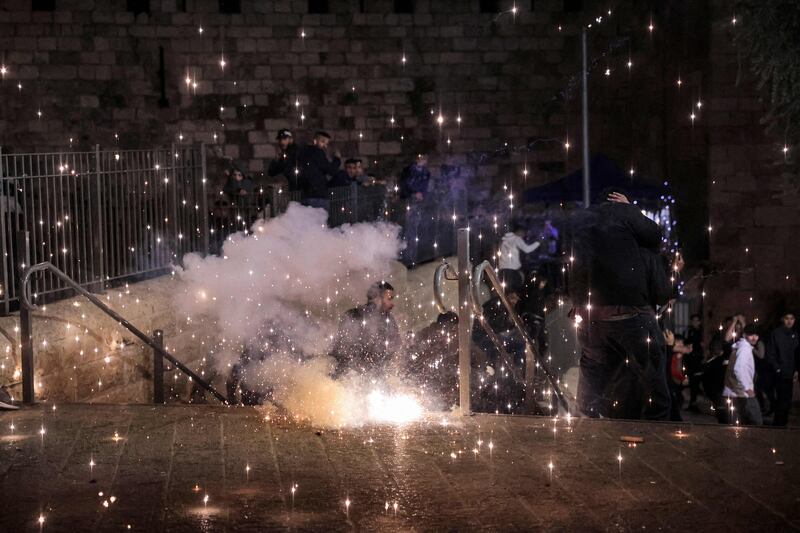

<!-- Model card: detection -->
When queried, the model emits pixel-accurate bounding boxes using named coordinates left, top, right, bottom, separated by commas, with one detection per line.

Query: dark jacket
left=567, top=202, right=663, bottom=308
left=399, top=164, right=431, bottom=199
left=267, top=144, right=299, bottom=186
left=328, top=170, right=353, bottom=189
left=330, top=302, right=400, bottom=376
left=766, top=326, right=799, bottom=377
left=296, top=144, right=341, bottom=199
left=223, top=175, right=255, bottom=201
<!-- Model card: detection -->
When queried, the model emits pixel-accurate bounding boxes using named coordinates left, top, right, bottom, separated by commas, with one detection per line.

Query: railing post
left=199, top=143, right=210, bottom=256
left=457, top=227, right=472, bottom=415
left=269, top=185, right=281, bottom=218
left=524, top=344, right=536, bottom=412
left=350, top=181, right=358, bottom=223
left=91, top=144, right=105, bottom=293
left=0, top=147, right=9, bottom=316
left=17, top=231, right=34, bottom=404
left=153, top=329, right=164, bottom=404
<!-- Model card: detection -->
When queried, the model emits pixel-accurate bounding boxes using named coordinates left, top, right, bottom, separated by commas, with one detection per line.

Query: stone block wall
left=0, top=257, right=455, bottom=404
left=704, top=1, right=800, bottom=328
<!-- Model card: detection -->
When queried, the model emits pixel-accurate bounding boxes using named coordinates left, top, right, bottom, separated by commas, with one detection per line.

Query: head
left=690, top=314, right=702, bottom=328
left=781, top=312, right=796, bottom=330
left=511, top=221, right=526, bottom=237
left=723, top=316, right=734, bottom=329
left=367, top=281, right=395, bottom=313
left=742, top=324, right=759, bottom=346
left=506, top=290, right=521, bottom=308
left=414, top=153, right=428, bottom=168
left=276, top=128, right=294, bottom=150
left=673, top=334, right=687, bottom=351
left=231, top=167, right=244, bottom=182
left=598, top=186, right=629, bottom=204
left=344, top=158, right=363, bottom=178
left=313, top=131, right=332, bottom=149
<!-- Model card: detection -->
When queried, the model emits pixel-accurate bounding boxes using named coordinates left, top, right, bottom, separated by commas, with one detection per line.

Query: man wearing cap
left=296, top=131, right=341, bottom=211
left=267, top=128, right=299, bottom=190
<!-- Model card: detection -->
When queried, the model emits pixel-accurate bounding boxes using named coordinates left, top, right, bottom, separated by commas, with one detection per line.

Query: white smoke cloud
left=174, top=203, right=428, bottom=426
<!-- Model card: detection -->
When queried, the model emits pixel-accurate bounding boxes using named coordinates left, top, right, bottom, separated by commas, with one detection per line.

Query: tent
left=523, top=154, right=667, bottom=206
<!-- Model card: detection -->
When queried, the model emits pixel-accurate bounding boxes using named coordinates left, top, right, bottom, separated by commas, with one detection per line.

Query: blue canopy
left=523, top=154, right=667, bottom=206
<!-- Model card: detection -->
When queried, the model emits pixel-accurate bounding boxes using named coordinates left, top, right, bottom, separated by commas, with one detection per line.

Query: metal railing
left=437, top=228, right=571, bottom=416
left=0, top=144, right=208, bottom=312
left=472, top=260, right=571, bottom=414
left=18, top=261, right=227, bottom=405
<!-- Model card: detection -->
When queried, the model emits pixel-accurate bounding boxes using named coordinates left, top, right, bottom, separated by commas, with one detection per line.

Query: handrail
left=434, top=260, right=524, bottom=385
left=472, top=261, right=571, bottom=414
left=433, top=262, right=458, bottom=313
left=20, top=262, right=228, bottom=404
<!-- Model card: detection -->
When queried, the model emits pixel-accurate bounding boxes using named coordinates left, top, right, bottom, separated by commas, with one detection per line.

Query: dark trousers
left=729, top=397, right=763, bottom=426
left=577, top=313, right=670, bottom=420
left=773, top=378, right=795, bottom=427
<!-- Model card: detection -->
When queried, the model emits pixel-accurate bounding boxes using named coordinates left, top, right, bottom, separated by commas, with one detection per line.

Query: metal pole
left=199, top=143, right=210, bottom=256
left=92, top=144, right=105, bottom=292
left=17, top=230, right=33, bottom=404
left=581, top=29, right=591, bottom=208
left=153, top=329, right=164, bottom=404
left=457, top=228, right=472, bottom=415
left=0, top=147, right=8, bottom=316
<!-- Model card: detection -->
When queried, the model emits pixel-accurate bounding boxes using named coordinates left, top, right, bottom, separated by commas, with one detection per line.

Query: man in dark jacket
left=267, top=128, right=299, bottom=189
left=570, top=188, right=680, bottom=420
left=330, top=281, right=401, bottom=377
left=766, top=311, right=798, bottom=426
left=296, top=131, right=341, bottom=211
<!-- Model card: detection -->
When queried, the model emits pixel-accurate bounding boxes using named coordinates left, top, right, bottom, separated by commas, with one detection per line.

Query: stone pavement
left=1, top=404, right=799, bottom=532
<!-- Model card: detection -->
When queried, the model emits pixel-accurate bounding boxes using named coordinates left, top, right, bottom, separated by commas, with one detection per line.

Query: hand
left=239, top=189, right=248, bottom=196
left=607, top=192, right=629, bottom=204
left=333, top=150, right=342, bottom=159
left=746, top=389, right=755, bottom=398
left=672, top=252, right=685, bottom=274
left=414, top=192, right=424, bottom=201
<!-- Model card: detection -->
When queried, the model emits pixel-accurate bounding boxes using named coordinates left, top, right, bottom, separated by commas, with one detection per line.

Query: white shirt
left=498, top=232, right=540, bottom=271
left=723, top=338, right=755, bottom=398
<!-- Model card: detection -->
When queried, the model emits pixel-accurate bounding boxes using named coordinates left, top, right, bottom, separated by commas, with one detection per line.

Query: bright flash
left=366, top=390, right=422, bottom=424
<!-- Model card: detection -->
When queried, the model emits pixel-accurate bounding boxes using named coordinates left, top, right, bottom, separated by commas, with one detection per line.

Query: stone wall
left=704, top=1, right=800, bottom=328
left=0, top=257, right=455, bottom=403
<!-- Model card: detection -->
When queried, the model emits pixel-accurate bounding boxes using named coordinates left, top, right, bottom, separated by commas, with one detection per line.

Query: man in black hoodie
left=569, top=188, right=680, bottom=420
left=296, top=131, right=341, bottom=211
left=766, top=311, right=798, bottom=426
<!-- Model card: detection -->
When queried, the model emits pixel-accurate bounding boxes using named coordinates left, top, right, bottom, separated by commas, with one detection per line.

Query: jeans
left=577, top=313, right=670, bottom=420
left=728, top=397, right=763, bottom=426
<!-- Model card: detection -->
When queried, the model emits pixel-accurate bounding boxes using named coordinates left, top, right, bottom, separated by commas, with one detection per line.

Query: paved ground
left=1, top=404, right=799, bottom=532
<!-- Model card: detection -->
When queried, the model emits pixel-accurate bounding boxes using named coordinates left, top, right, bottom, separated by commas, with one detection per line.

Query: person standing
left=399, top=154, right=430, bottom=265
left=296, top=131, right=341, bottom=211
left=684, top=314, right=705, bottom=411
left=722, top=324, right=763, bottom=425
left=498, top=222, right=540, bottom=293
left=571, top=188, right=681, bottom=421
left=267, top=128, right=299, bottom=189
left=766, top=311, right=798, bottom=426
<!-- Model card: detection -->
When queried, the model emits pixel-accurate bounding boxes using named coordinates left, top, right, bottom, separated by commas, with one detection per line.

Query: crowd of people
left=666, top=311, right=799, bottom=426
left=220, top=128, right=407, bottom=208
left=567, top=187, right=799, bottom=426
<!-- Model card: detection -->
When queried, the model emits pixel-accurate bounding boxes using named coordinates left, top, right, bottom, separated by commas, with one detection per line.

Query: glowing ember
left=366, top=390, right=423, bottom=424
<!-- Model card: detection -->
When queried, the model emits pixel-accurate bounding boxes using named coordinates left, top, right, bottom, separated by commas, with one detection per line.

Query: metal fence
left=0, top=145, right=404, bottom=312
left=0, top=144, right=208, bottom=313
